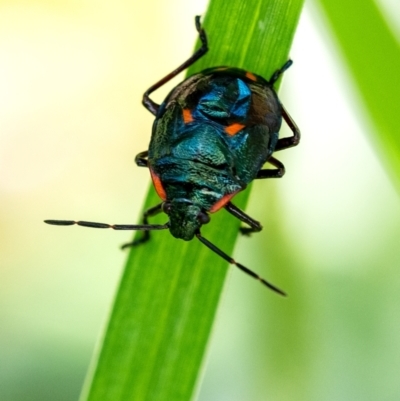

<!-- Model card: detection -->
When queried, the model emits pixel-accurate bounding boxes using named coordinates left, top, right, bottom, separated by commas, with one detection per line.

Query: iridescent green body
left=148, top=68, right=282, bottom=240
left=45, top=16, right=300, bottom=294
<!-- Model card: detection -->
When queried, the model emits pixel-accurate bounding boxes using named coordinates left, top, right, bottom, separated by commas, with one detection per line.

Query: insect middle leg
left=256, top=156, right=285, bottom=179
left=121, top=202, right=163, bottom=249
left=228, top=157, right=285, bottom=235
left=135, top=150, right=149, bottom=167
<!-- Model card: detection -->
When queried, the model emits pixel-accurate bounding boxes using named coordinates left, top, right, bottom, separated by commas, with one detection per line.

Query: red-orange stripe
left=150, top=169, right=167, bottom=200
left=245, top=71, right=257, bottom=81
left=209, top=192, right=238, bottom=213
left=182, top=108, right=194, bottom=124
left=225, top=123, right=245, bottom=136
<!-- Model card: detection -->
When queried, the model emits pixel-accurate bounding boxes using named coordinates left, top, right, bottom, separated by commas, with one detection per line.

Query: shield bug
left=45, top=16, right=300, bottom=295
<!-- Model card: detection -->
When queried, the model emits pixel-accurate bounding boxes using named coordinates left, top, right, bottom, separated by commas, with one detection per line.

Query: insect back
left=147, top=67, right=282, bottom=241
left=45, top=16, right=300, bottom=295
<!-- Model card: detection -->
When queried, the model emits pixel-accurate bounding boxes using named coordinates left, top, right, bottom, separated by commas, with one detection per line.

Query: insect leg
left=255, top=156, right=285, bottom=179
left=142, top=16, right=209, bottom=116
left=224, top=202, right=262, bottom=236
left=121, top=202, right=164, bottom=249
left=135, top=150, right=149, bottom=167
left=275, top=105, right=301, bottom=151
left=269, top=59, right=293, bottom=86
left=196, top=232, right=286, bottom=296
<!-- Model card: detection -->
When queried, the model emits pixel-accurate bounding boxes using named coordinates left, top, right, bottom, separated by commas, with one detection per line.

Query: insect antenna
left=44, top=219, right=169, bottom=231
left=195, top=232, right=286, bottom=296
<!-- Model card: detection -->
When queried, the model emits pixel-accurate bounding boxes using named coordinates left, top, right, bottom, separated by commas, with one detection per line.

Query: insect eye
left=162, top=202, right=172, bottom=214
left=197, top=212, right=210, bottom=225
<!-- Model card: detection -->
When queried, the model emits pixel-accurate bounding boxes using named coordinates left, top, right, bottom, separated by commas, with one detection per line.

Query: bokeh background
left=1, top=1, right=400, bottom=400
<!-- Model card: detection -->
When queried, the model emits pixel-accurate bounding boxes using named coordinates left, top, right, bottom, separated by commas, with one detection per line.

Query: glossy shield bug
left=45, top=16, right=300, bottom=295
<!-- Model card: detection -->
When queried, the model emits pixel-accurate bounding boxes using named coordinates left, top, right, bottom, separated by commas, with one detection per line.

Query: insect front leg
left=121, top=202, right=163, bottom=249
left=142, top=16, right=209, bottom=116
left=224, top=202, right=262, bottom=236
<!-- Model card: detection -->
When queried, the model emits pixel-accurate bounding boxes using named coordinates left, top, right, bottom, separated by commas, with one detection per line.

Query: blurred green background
left=1, top=1, right=400, bottom=400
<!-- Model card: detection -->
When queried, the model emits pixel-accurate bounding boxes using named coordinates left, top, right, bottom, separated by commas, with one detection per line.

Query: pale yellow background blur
left=2, top=1, right=400, bottom=400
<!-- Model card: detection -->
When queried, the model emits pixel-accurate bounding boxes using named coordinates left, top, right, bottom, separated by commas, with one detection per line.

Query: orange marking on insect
left=209, top=192, right=238, bottom=213
left=245, top=71, right=257, bottom=81
left=182, top=108, right=194, bottom=124
left=150, top=169, right=167, bottom=200
left=225, top=123, right=245, bottom=136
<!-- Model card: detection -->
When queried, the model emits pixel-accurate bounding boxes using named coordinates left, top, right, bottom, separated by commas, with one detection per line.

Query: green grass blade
left=316, top=0, right=400, bottom=189
left=80, top=1, right=304, bottom=400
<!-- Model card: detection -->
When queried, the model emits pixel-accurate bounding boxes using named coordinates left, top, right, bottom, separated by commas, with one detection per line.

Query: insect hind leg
left=142, top=16, right=209, bottom=116
left=275, top=106, right=300, bottom=151
left=269, top=59, right=293, bottom=86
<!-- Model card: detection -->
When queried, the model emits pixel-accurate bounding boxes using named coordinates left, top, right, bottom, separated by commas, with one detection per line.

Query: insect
left=45, top=16, right=300, bottom=295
